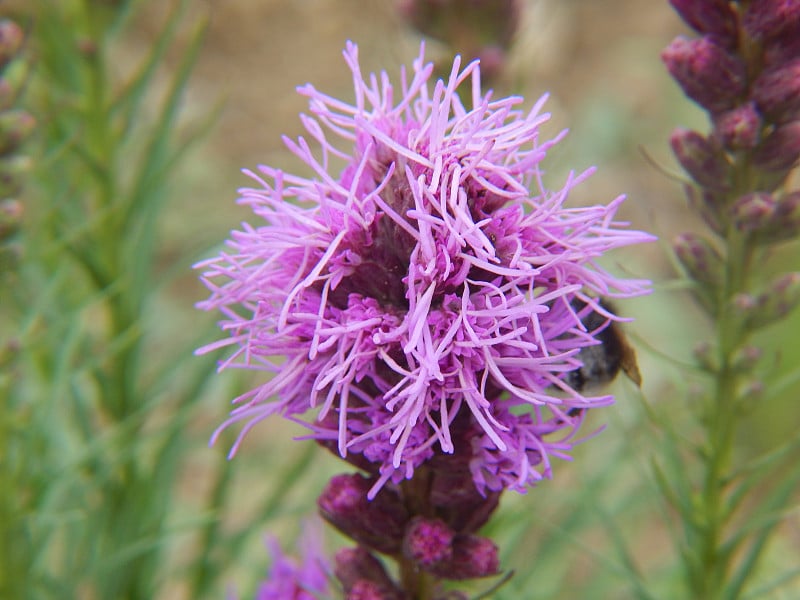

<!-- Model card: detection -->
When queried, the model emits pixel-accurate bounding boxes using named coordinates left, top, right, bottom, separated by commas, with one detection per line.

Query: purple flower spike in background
left=248, top=520, right=330, bottom=600
left=196, top=41, right=653, bottom=498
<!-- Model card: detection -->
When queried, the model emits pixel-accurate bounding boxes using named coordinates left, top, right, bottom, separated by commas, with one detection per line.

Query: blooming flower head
left=197, top=42, right=653, bottom=497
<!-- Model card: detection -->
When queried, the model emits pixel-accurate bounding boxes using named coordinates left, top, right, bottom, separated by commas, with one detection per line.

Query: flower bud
left=731, top=345, right=762, bottom=372
left=428, top=455, right=501, bottom=533
left=403, top=517, right=454, bottom=568
left=0, top=20, right=24, bottom=69
left=334, top=547, right=401, bottom=599
left=0, top=110, right=34, bottom=156
left=751, top=121, right=800, bottom=173
left=347, top=580, right=404, bottom=600
left=730, top=192, right=777, bottom=234
left=757, top=272, right=800, bottom=326
left=763, top=31, right=800, bottom=69
left=712, top=103, right=762, bottom=150
left=427, top=534, right=499, bottom=580
left=674, top=233, right=724, bottom=313
left=668, top=0, right=738, bottom=47
left=673, top=233, right=724, bottom=288
left=318, top=474, right=409, bottom=555
left=735, top=272, right=800, bottom=330
left=670, top=128, right=730, bottom=189
left=753, top=60, right=800, bottom=124
left=732, top=190, right=800, bottom=244
left=662, top=35, right=747, bottom=113
left=684, top=185, right=726, bottom=235
left=743, top=0, right=800, bottom=42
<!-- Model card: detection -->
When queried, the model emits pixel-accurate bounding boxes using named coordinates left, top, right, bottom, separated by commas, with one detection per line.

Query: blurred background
left=3, top=0, right=798, bottom=598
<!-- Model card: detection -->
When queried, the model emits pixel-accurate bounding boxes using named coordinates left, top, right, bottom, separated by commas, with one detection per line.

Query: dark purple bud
left=335, top=547, right=402, bottom=599
left=427, top=534, right=500, bottom=580
left=670, top=128, right=730, bottom=189
left=743, top=0, right=800, bottom=42
left=403, top=517, right=454, bottom=568
left=0, top=20, right=24, bottom=69
left=753, top=60, right=800, bottom=124
left=662, top=35, right=747, bottom=113
left=713, top=103, right=762, bottom=150
left=763, top=30, right=800, bottom=68
left=673, top=233, right=724, bottom=289
left=347, top=580, right=404, bottom=600
left=752, top=121, right=800, bottom=173
left=668, top=0, right=738, bottom=46
left=318, top=474, right=409, bottom=555
left=428, top=454, right=501, bottom=533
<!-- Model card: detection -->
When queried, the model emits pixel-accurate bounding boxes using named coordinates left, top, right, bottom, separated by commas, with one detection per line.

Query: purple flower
left=197, top=42, right=653, bottom=497
left=249, top=520, right=330, bottom=600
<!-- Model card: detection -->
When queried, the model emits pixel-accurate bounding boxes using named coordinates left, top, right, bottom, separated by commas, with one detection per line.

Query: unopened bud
left=743, top=0, right=800, bottom=42
left=334, top=547, right=401, bottom=599
left=347, top=580, right=403, bottom=600
left=661, top=35, right=747, bottom=113
left=685, top=185, right=726, bottom=235
left=734, top=191, right=800, bottom=245
left=0, top=20, right=24, bottom=69
left=427, top=534, right=499, bottom=580
left=318, top=474, right=408, bottom=555
left=712, top=103, right=762, bottom=150
left=668, top=0, right=738, bottom=47
left=670, top=128, right=730, bottom=189
left=674, top=233, right=724, bottom=313
left=730, top=192, right=776, bottom=234
left=673, top=233, right=724, bottom=288
left=757, top=272, right=800, bottom=327
left=403, top=517, right=454, bottom=568
left=752, top=121, right=800, bottom=173
left=763, top=32, right=800, bottom=69
left=753, top=60, right=800, bottom=124
left=740, top=379, right=765, bottom=400
left=731, top=345, right=762, bottom=372
left=736, top=272, right=800, bottom=330
left=0, top=110, right=34, bottom=156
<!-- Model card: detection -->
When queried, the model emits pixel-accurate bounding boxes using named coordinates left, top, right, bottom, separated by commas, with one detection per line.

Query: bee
left=564, top=299, right=642, bottom=392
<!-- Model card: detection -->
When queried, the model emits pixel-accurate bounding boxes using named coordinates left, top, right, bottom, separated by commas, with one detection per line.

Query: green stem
left=694, top=231, right=754, bottom=599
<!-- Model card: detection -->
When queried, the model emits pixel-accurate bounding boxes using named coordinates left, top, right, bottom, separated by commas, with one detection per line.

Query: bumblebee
left=564, top=299, right=641, bottom=392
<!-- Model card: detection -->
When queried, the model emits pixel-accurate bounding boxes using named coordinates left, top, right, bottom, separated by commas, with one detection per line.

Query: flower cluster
left=196, top=41, right=652, bottom=499
left=663, top=0, right=800, bottom=321
left=663, top=0, right=800, bottom=242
